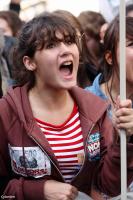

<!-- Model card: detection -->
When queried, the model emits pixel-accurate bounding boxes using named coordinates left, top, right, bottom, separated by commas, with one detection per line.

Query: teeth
left=63, top=61, right=72, bottom=66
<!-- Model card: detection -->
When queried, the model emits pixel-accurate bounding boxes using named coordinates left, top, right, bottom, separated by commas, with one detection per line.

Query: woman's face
left=117, top=39, right=133, bottom=86
left=127, top=10, right=133, bottom=17
left=0, top=18, right=13, bottom=36
left=24, top=31, right=79, bottom=90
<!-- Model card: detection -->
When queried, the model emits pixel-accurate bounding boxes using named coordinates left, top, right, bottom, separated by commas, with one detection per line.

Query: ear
left=105, top=51, right=112, bottom=65
left=23, top=56, right=36, bottom=71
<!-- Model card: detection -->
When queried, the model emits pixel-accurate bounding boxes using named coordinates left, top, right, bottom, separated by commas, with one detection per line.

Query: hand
left=113, top=97, right=133, bottom=136
left=43, top=180, right=78, bottom=200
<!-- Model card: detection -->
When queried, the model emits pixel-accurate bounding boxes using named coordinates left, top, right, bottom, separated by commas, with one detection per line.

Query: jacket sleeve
left=94, top=112, right=133, bottom=197
left=0, top=126, right=51, bottom=200
left=2, top=178, right=48, bottom=200
left=0, top=102, right=51, bottom=200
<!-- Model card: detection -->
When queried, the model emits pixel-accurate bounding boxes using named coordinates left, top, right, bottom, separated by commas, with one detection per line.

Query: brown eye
left=46, top=43, right=55, bottom=49
left=66, top=40, right=73, bottom=45
left=46, top=42, right=58, bottom=49
left=65, top=37, right=75, bottom=45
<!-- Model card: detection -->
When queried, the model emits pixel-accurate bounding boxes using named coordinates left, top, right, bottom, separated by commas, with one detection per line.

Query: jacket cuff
left=23, top=177, right=51, bottom=200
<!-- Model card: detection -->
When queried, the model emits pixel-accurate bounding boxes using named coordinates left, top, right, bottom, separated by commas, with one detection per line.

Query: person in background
left=53, top=9, right=83, bottom=37
left=0, top=12, right=133, bottom=200
left=77, top=11, right=106, bottom=88
left=0, top=10, right=23, bottom=37
left=0, top=10, right=23, bottom=93
left=0, top=73, right=2, bottom=97
left=2, top=35, right=17, bottom=84
left=0, top=31, right=11, bottom=95
left=126, top=4, right=133, bottom=17
left=9, top=0, right=21, bottom=15
left=86, top=16, right=133, bottom=200
left=0, top=36, right=3, bottom=98
left=0, top=28, right=17, bottom=95
left=99, top=22, right=109, bottom=44
left=78, top=11, right=106, bottom=70
left=77, top=31, right=99, bottom=88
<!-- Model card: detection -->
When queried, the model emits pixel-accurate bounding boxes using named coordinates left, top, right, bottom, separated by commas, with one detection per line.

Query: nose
left=59, top=42, right=71, bottom=56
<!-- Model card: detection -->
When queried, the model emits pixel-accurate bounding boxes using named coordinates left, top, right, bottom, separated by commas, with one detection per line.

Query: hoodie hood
left=3, top=84, right=33, bottom=130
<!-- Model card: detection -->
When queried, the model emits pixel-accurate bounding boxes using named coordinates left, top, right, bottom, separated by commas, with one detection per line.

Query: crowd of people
left=0, top=1, right=133, bottom=200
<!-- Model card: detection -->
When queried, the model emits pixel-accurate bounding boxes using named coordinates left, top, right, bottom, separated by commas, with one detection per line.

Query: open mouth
left=59, top=61, right=73, bottom=76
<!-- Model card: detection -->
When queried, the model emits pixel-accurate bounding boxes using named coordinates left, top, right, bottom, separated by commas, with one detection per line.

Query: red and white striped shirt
left=36, top=103, right=84, bottom=183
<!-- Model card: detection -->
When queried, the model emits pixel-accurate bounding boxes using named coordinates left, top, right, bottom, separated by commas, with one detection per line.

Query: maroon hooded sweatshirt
left=0, top=84, right=133, bottom=200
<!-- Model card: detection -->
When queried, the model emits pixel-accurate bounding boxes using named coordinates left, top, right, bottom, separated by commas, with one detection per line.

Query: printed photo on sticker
left=9, top=145, right=51, bottom=178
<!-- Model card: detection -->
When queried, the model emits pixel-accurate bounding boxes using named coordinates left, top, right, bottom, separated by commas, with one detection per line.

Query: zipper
left=29, top=135, right=65, bottom=182
left=71, top=123, right=96, bottom=183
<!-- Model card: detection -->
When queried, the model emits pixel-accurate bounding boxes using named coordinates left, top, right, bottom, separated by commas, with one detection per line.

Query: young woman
left=77, top=10, right=106, bottom=88
left=0, top=13, right=133, bottom=200
left=53, top=9, right=98, bottom=88
left=86, top=16, right=133, bottom=199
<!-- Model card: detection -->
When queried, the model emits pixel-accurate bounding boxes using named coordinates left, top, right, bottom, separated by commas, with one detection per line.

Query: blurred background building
left=0, top=0, right=133, bottom=21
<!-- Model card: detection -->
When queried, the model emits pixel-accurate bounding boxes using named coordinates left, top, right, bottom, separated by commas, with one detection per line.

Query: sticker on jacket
left=87, top=132, right=100, bottom=161
left=8, top=145, right=51, bottom=178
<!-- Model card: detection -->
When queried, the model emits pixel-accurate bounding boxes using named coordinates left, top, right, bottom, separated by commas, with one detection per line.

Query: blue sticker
left=87, top=132, right=100, bottom=161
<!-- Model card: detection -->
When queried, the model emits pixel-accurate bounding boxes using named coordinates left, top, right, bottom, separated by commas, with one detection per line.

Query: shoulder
left=71, top=86, right=106, bottom=104
left=70, top=86, right=109, bottom=118
left=0, top=85, right=26, bottom=127
left=0, top=97, right=10, bottom=114
left=85, top=73, right=102, bottom=95
left=0, top=94, right=14, bottom=117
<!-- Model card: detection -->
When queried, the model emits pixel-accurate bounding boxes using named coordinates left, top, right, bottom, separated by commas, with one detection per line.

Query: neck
left=101, top=75, right=119, bottom=103
left=29, top=85, right=72, bottom=111
left=101, top=75, right=133, bottom=103
left=28, top=85, right=74, bottom=125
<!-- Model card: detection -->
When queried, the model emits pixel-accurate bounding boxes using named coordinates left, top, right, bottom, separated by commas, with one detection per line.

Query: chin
left=61, top=80, right=77, bottom=89
left=66, top=82, right=77, bottom=89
